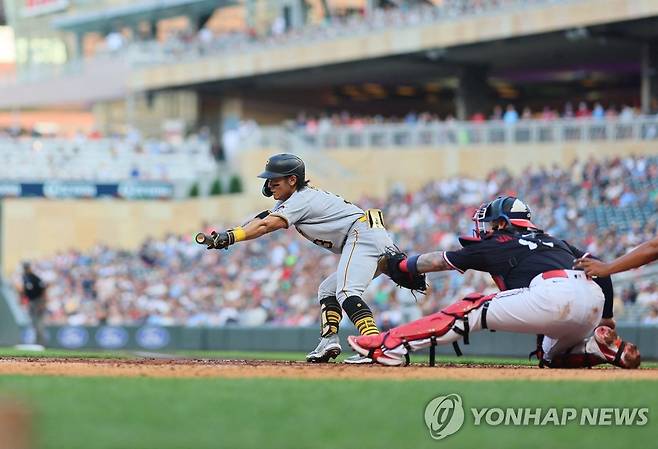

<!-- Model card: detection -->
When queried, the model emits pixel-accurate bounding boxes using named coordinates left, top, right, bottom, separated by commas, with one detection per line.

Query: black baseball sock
left=342, top=296, right=379, bottom=336
left=320, top=296, right=342, bottom=337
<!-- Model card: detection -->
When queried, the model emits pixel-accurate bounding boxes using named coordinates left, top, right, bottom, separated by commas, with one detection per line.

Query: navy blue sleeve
left=594, top=275, right=614, bottom=319
left=444, top=242, right=494, bottom=273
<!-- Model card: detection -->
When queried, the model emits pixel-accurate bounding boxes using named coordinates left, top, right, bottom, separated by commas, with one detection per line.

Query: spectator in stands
left=620, top=105, right=635, bottom=122
left=643, top=305, right=658, bottom=325
left=563, top=102, right=574, bottom=118
left=490, top=105, right=503, bottom=121
left=540, top=106, right=558, bottom=121
left=592, top=102, right=605, bottom=120
left=503, top=104, right=519, bottom=124
left=576, top=101, right=590, bottom=119
left=471, top=112, right=486, bottom=123
left=105, top=31, right=125, bottom=53
left=521, top=107, right=532, bottom=120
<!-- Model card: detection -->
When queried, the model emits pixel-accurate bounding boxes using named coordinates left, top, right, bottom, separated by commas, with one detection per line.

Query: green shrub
left=188, top=182, right=200, bottom=197
left=228, top=175, right=243, bottom=194
left=210, top=178, right=223, bottom=196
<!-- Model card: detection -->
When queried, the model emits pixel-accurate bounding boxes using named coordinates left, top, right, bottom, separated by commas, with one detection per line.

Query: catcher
left=348, top=196, right=641, bottom=369
left=197, top=153, right=425, bottom=363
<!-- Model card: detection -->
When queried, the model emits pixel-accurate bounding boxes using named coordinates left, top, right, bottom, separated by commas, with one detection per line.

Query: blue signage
left=95, top=326, right=130, bottom=349
left=0, top=181, right=173, bottom=199
left=57, top=327, right=89, bottom=349
left=136, top=327, right=170, bottom=349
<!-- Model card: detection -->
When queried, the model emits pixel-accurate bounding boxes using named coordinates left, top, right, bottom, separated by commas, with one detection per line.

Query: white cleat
left=343, top=354, right=373, bottom=364
left=306, top=334, right=342, bottom=363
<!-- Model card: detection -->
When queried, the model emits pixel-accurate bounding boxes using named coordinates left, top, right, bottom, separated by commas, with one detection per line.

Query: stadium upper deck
left=1, top=0, right=657, bottom=139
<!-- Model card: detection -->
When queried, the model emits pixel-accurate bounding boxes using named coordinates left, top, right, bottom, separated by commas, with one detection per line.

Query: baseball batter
left=349, top=196, right=641, bottom=369
left=197, top=153, right=400, bottom=363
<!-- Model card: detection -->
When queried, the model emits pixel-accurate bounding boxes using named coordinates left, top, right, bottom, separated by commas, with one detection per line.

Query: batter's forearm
left=241, top=218, right=273, bottom=240
left=240, top=215, right=287, bottom=241
left=606, top=238, right=658, bottom=274
left=416, top=251, right=452, bottom=273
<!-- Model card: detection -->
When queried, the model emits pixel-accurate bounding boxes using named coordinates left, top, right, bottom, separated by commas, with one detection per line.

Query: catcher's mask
left=257, top=153, right=306, bottom=197
left=473, top=196, right=539, bottom=238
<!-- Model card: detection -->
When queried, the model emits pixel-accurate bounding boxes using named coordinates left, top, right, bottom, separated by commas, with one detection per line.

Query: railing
left=244, top=116, right=658, bottom=150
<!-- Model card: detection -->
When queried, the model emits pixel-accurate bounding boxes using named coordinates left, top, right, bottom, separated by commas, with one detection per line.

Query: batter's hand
left=573, top=255, right=612, bottom=278
left=209, top=231, right=231, bottom=250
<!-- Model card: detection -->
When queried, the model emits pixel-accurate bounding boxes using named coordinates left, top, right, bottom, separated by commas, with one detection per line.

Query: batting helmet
left=258, top=153, right=306, bottom=197
left=473, top=196, right=539, bottom=237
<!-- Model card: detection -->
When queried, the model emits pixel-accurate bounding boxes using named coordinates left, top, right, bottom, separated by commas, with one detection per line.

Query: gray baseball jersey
left=269, top=186, right=394, bottom=303
left=270, top=187, right=365, bottom=254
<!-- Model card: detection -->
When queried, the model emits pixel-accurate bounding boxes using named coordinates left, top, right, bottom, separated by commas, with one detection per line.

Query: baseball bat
left=195, top=232, right=212, bottom=246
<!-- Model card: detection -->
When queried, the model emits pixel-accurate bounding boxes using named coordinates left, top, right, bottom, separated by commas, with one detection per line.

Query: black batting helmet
left=258, top=153, right=306, bottom=197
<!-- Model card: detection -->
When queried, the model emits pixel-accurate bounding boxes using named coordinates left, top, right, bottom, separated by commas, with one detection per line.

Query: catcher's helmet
left=473, top=196, right=539, bottom=237
left=257, top=153, right=306, bottom=197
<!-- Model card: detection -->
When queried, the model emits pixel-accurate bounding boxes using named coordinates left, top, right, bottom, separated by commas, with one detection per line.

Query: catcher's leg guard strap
left=429, top=337, right=437, bottom=367
left=481, top=301, right=494, bottom=331
left=343, top=296, right=379, bottom=336
left=614, top=341, right=626, bottom=366
left=320, top=296, right=342, bottom=337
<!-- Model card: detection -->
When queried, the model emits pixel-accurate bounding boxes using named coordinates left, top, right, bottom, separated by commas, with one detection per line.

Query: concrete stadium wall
left=27, top=324, right=658, bottom=360
left=0, top=195, right=269, bottom=276
left=132, top=0, right=658, bottom=90
left=2, top=141, right=657, bottom=274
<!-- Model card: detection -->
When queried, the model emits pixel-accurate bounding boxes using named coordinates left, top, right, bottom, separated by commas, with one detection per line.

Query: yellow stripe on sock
left=355, top=317, right=379, bottom=336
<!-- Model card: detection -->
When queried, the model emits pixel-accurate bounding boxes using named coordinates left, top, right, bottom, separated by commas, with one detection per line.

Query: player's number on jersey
left=313, top=238, right=333, bottom=249
left=519, top=238, right=554, bottom=250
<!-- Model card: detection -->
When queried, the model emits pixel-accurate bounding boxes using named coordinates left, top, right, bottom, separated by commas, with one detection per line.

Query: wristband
left=231, top=226, right=247, bottom=243
left=406, top=255, right=420, bottom=275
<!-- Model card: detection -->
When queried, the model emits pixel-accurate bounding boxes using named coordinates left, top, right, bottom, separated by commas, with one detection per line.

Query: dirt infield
left=1, top=357, right=658, bottom=381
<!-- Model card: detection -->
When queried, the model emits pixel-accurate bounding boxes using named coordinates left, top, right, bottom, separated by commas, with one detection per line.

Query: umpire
left=21, top=262, right=47, bottom=346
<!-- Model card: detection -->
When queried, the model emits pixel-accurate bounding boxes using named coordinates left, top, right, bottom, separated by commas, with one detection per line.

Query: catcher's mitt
left=379, top=248, right=427, bottom=293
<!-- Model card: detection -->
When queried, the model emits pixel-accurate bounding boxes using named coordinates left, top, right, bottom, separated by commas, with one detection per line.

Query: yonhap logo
left=424, top=394, right=465, bottom=440
left=422, top=393, right=649, bottom=440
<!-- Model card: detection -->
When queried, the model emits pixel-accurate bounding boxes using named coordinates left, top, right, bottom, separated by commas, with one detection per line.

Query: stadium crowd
left=290, top=102, right=642, bottom=132
left=88, top=0, right=562, bottom=66
left=0, top=129, right=218, bottom=182
left=14, top=154, right=658, bottom=329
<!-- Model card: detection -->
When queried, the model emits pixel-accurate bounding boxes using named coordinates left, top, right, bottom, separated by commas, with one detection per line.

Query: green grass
left=0, top=376, right=655, bottom=449
left=0, top=348, right=133, bottom=359
left=0, top=349, right=657, bottom=448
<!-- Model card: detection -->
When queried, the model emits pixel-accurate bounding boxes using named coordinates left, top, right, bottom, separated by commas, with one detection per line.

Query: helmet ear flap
left=262, top=179, right=273, bottom=197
